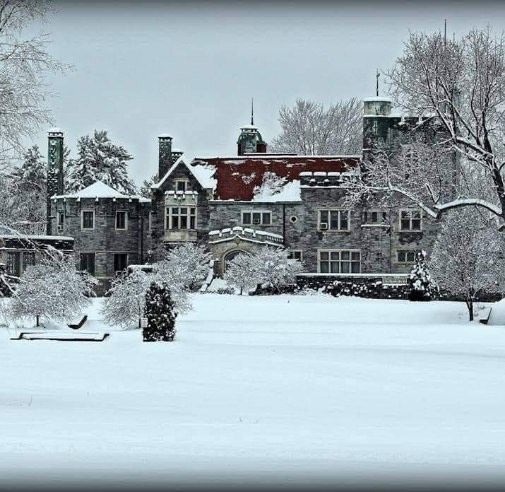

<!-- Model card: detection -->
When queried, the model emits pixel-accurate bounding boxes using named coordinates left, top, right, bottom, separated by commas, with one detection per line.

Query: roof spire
left=251, top=97, right=254, bottom=125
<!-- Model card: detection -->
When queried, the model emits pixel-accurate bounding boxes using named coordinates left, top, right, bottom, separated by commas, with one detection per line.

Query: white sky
left=28, top=0, right=505, bottom=184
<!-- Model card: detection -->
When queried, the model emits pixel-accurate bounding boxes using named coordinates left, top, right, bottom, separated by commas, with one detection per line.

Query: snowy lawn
left=1, top=294, right=505, bottom=488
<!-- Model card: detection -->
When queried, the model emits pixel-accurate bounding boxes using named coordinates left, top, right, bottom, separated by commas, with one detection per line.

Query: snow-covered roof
left=152, top=156, right=216, bottom=191
left=363, top=96, right=393, bottom=103
left=52, top=181, right=144, bottom=201
left=252, top=179, right=301, bottom=203
left=0, top=234, right=74, bottom=241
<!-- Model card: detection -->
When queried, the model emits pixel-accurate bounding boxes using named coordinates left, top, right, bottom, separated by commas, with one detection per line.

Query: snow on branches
left=143, top=281, right=177, bottom=342
left=355, top=28, right=505, bottom=225
left=8, top=253, right=95, bottom=327
left=224, top=247, right=303, bottom=294
left=102, top=269, right=151, bottom=329
left=65, top=130, right=137, bottom=195
left=163, top=243, right=212, bottom=291
left=431, top=208, right=505, bottom=320
left=408, top=250, right=436, bottom=301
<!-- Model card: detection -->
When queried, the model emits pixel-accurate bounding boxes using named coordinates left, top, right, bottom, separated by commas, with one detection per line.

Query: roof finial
left=251, top=97, right=254, bottom=126
left=376, top=69, right=380, bottom=97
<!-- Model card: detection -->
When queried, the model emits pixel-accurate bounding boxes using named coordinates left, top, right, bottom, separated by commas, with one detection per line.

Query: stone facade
left=45, top=97, right=450, bottom=287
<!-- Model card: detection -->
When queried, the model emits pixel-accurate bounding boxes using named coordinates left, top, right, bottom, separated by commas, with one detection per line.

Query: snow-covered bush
left=151, top=260, right=192, bottom=314
left=9, top=254, right=95, bottom=327
left=163, top=243, right=212, bottom=291
left=431, top=209, right=505, bottom=321
left=252, top=247, right=304, bottom=293
left=224, top=247, right=303, bottom=295
left=408, top=251, right=436, bottom=301
left=223, top=253, right=258, bottom=295
left=102, top=269, right=151, bottom=329
left=143, top=281, right=176, bottom=342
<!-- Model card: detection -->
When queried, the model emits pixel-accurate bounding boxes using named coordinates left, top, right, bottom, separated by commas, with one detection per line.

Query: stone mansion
left=2, top=96, right=447, bottom=292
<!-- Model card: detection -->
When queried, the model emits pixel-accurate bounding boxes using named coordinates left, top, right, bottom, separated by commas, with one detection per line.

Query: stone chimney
left=158, top=134, right=173, bottom=179
left=47, top=128, right=64, bottom=235
left=171, top=148, right=183, bottom=164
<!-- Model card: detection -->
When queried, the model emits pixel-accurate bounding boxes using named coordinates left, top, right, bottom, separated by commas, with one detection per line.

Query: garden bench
left=67, top=315, right=88, bottom=330
left=10, top=331, right=109, bottom=342
left=479, top=307, right=492, bottom=325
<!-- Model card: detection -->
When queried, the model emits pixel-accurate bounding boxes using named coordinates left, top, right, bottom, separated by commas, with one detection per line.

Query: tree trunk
left=466, top=298, right=474, bottom=321
left=36, top=315, right=40, bottom=327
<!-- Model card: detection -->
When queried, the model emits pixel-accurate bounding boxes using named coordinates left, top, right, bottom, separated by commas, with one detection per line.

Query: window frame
left=317, top=249, right=361, bottom=274
left=115, top=210, right=128, bottom=231
left=287, top=250, right=303, bottom=262
left=57, top=211, right=65, bottom=230
left=362, top=209, right=387, bottom=224
left=241, top=210, right=272, bottom=226
left=174, top=178, right=189, bottom=193
left=397, top=250, right=418, bottom=264
left=165, top=205, right=197, bottom=230
left=81, top=209, right=95, bottom=231
left=113, top=253, right=128, bottom=273
left=80, top=252, right=96, bottom=276
left=399, top=209, right=422, bottom=232
left=318, top=209, right=351, bottom=232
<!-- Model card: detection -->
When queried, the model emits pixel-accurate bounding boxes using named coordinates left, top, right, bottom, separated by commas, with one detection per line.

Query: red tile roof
left=192, top=155, right=360, bottom=201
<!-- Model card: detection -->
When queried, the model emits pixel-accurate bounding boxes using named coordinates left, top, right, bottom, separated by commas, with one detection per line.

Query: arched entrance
left=223, top=249, right=249, bottom=273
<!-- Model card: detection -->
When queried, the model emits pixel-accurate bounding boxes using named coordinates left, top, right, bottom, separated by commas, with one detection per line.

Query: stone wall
left=150, top=161, right=211, bottom=260
left=50, top=197, right=150, bottom=293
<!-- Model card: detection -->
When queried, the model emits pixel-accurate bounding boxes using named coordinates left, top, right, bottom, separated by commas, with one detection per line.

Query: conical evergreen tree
left=66, top=130, right=137, bottom=194
left=143, top=281, right=177, bottom=342
left=408, top=251, right=435, bottom=301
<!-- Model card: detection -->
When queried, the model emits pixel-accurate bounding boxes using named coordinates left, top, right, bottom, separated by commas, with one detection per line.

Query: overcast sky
left=29, top=0, right=505, bottom=184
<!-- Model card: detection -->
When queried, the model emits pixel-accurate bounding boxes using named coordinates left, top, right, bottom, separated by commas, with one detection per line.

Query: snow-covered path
left=1, top=294, right=505, bottom=488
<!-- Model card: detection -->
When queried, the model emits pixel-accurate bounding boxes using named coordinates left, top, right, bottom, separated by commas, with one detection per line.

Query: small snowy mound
left=486, top=298, right=505, bottom=325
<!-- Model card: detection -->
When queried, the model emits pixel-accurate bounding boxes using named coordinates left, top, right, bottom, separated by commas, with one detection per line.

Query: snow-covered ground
left=1, top=294, right=505, bottom=489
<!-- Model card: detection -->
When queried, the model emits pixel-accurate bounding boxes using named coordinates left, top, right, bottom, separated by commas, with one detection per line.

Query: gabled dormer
left=149, top=136, right=216, bottom=249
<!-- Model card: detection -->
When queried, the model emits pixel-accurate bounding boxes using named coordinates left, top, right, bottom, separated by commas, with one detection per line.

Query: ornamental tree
left=102, top=269, right=152, bottom=329
left=9, top=253, right=95, bottom=327
left=408, top=250, right=436, bottom=301
left=143, top=281, right=177, bottom=342
left=431, top=208, right=505, bottom=321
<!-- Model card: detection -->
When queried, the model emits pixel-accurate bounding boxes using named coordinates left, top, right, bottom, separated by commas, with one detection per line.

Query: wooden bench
left=479, top=307, right=492, bottom=325
left=67, top=315, right=88, bottom=330
left=10, top=331, right=109, bottom=342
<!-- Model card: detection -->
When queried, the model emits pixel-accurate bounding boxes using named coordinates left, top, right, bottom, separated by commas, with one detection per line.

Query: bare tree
left=350, top=28, right=505, bottom=227
left=431, top=208, right=505, bottom=321
left=0, top=0, right=66, bottom=165
left=270, top=98, right=362, bottom=155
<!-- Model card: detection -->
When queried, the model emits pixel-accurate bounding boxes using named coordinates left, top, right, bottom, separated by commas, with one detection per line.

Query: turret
left=362, top=96, right=394, bottom=152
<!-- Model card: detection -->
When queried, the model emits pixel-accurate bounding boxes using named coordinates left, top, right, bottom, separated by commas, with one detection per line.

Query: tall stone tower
left=47, top=129, right=64, bottom=235
left=362, top=96, right=394, bottom=152
left=158, top=134, right=173, bottom=180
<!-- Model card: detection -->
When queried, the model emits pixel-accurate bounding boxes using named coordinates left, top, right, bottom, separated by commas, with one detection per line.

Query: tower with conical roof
left=237, top=99, right=267, bottom=155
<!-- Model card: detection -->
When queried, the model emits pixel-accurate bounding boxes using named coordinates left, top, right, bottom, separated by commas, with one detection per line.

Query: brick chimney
left=47, top=128, right=64, bottom=235
left=158, top=134, right=173, bottom=180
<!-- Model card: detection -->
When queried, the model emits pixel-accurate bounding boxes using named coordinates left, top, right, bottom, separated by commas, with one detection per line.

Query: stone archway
left=223, top=249, right=250, bottom=273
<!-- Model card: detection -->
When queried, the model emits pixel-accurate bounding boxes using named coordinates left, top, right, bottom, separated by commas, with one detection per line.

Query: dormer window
left=175, top=179, right=189, bottom=193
